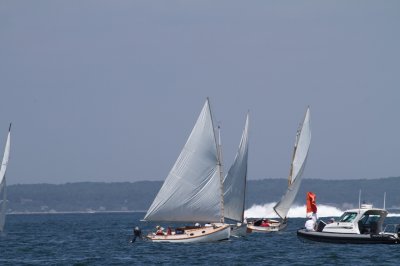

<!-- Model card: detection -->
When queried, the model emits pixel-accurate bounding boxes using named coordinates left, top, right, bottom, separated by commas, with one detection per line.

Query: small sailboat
left=0, top=124, right=11, bottom=233
left=143, top=99, right=230, bottom=243
left=223, top=113, right=249, bottom=237
left=248, top=107, right=311, bottom=233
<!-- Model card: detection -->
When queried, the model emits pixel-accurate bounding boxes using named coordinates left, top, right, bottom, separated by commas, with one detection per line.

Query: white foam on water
left=244, top=203, right=343, bottom=218
left=244, top=202, right=279, bottom=218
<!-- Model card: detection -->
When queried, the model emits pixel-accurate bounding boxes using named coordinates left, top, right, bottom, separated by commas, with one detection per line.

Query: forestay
left=0, top=126, right=11, bottom=232
left=144, top=100, right=222, bottom=222
left=223, top=113, right=249, bottom=222
left=274, top=107, right=311, bottom=220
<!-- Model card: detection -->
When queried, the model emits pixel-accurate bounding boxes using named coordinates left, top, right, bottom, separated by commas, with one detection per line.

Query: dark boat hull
left=297, top=229, right=400, bottom=244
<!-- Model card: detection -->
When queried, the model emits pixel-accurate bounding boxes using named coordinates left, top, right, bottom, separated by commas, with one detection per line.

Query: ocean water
left=1, top=212, right=400, bottom=265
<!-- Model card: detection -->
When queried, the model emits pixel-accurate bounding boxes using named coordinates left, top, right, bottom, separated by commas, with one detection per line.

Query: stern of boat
left=230, top=222, right=247, bottom=237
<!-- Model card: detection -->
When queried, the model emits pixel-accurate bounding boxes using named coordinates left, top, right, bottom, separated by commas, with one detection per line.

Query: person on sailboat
left=156, top=226, right=164, bottom=235
left=131, top=226, right=142, bottom=243
left=261, top=219, right=270, bottom=227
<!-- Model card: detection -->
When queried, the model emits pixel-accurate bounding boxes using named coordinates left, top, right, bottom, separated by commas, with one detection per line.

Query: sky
left=1, top=1, right=399, bottom=184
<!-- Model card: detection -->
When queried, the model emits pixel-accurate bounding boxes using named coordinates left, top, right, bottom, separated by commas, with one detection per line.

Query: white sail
left=223, top=113, right=249, bottom=222
left=144, top=99, right=223, bottom=222
left=0, top=125, right=11, bottom=232
left=274, top=107, right=311, bottom=219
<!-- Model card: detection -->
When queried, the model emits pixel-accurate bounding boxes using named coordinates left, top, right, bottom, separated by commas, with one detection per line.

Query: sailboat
left=143, top=99, right=230, bottom=243
left=223, top=113, right=249, bottom=237
left=248, top=107, right=311, bottom=232
left=0, top=124, right=11, bottom=233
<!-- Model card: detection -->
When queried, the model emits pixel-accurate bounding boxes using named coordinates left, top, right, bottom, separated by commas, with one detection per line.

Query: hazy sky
left=1, top=1, right=399, bottom=184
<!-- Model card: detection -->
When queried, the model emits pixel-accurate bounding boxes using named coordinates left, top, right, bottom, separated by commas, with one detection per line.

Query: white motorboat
left=297, top=204, right=400, bottom=244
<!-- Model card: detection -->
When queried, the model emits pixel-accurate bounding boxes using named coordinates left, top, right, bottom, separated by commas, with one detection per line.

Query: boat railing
left=383, top=224, right=400, bottom=234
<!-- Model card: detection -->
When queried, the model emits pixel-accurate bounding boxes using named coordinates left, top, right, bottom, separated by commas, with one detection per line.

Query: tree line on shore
left=6, top=176, right=400, bottom=213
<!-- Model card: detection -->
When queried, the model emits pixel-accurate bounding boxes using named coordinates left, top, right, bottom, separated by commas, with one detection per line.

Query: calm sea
left=1, top=212, right=399, bottom=265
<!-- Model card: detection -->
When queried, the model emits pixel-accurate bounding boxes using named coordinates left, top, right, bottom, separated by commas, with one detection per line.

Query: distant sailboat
left=143, top=99, right=230, bottom=243
left=0, top=124, right=11, bottom=233
left=248, top=107, right=311, bottom=232
left=224, top=113, right=249, bottom=237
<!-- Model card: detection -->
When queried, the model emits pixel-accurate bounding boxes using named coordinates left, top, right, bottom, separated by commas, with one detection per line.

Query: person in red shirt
left=261, top=219, right=270, bottom=227
left=155, top=225, right=164, bottom=235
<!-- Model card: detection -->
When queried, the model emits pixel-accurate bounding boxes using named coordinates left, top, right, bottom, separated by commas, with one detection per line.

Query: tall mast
left=288, top=124, right=301, bottom=186
left=217, top=124, right=225, bottom=223
left=207, top=98, right=224, bottom=223
left=241, top=112, right=249, bottom=222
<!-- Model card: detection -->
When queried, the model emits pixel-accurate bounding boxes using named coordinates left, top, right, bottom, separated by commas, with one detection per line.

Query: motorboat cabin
left=324, top=204, right=386, bottom=235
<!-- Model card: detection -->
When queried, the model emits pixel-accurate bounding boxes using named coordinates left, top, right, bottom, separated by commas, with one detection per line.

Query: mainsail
left=273, top=107, right=311, bottom=220
left=223, top=113, right=249, bottom=222
left=144, top=99, right=223, bottom=223
left=0, top=124, right=11, bottom=232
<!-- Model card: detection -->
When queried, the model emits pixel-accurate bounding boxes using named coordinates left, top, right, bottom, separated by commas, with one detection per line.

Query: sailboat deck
left=146, top=224, right=230, bottom=242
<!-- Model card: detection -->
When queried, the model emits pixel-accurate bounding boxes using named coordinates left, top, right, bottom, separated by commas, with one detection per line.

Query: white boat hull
left=146, top=224, right=230, bottom=243
left=297, top=229, right=400, bottom=244
left=247, top=220, right=287, bottom=233
left=230, top=223, right=247, bottom=237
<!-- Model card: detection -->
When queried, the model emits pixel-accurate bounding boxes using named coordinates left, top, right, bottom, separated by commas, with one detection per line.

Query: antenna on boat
left=383, top=192, right=386, bottom=209
left=358, top=190, right=361, bottom=213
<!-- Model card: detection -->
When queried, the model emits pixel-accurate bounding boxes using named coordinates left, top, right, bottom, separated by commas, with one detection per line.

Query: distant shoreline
left=6, top=177, right=400, bottom=214
left=7, top=176, right=400, bottom=186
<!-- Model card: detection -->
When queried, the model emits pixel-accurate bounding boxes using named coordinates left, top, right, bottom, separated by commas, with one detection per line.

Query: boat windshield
left=360, top=214, right=381, bottom=225
left=338, top=212, right=358, bottom=223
